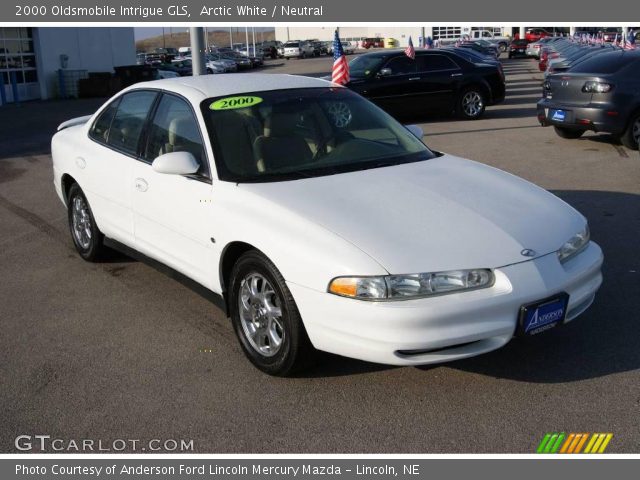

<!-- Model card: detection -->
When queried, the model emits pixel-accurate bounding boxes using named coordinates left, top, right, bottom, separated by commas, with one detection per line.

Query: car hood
left=238, top=155, right=585, bottom=274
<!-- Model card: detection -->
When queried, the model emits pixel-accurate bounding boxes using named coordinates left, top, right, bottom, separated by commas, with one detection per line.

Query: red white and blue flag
left=405, top=36, right=415, bottom=59
left=331, top=30, right=350, bottom=85
left=625, top=30, right=636, bottom=50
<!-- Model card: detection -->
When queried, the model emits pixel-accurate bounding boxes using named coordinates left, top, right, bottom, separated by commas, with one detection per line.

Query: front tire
left=620, top=112, right=640, bottom=150
left=554, top=126, right=585, bottom=139
left=457, top=88, right=486, bottom=119
left=229, top=250, right=315, bottom=376
left=67, top=183, right=105, bottom=261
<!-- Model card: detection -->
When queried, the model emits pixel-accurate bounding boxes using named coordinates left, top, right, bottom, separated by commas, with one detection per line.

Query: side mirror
left=378, top=68, right=392, bottom=77
left=152, top=151, right=199, bottom=175
left=405, top=124, right=424, bottom=139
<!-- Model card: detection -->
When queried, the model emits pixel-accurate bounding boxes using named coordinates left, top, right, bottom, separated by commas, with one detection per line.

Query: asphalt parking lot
left=1, top=54, right=639, bottom=453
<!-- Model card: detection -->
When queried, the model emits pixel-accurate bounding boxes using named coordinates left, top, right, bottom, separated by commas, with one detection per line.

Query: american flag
left=405, top=36, right=415, bottom=59
left=625, top=30, right=636, bottom=50
left=425, top=36, right=433, bottom=49
left=331, top=30, right=350, bottom=85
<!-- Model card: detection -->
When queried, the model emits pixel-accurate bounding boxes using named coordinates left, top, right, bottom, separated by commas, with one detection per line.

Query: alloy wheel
left=71, top=195, right=92, bottom=250
left=238, top=273, right=284, bottom=357
left=462, top=91, right=484, bottom=118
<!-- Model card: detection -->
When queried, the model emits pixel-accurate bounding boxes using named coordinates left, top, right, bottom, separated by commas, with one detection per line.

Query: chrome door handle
left=135, top=178, right=148, bottom=192
left=450, top=73, right=463, bottom=77
left=408, top=77, right=420, bottom=81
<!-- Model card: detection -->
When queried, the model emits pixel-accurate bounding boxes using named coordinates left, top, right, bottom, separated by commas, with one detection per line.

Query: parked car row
left=280, top=39, right=356, bottom=59
left=535, top=38, right=640, bottom=149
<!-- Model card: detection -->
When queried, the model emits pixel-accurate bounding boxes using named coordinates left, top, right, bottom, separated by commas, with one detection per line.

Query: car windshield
left=285, top=42, right=299, bottom=47
left=348, top=55, right=385, bottom=78
left=201, top=88, right=435, bottom=183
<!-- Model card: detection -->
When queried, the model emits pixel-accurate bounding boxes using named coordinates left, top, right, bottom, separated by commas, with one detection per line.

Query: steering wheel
left=312, top=130, right=356, bottom=162
left=325, top=102, right=353, bottom=128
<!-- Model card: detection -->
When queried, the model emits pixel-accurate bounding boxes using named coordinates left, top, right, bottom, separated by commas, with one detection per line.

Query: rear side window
left=107, top=91, right=157, bottom=155
left=416, top=54, right=459, bottom=72
left=570, top=53, right=636, bottom=74
left=89, top=99, right=120, bottom=143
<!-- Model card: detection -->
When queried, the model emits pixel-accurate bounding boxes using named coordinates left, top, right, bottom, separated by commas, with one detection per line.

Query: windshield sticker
left=210, top=96, right=263, bottom=111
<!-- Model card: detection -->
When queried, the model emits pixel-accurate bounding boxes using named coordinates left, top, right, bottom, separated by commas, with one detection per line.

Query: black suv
left=345, top=49, right=505, bottom=120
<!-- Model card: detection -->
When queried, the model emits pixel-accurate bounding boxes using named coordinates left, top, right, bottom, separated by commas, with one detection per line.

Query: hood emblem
left=521, top=249, right=536, bottom=257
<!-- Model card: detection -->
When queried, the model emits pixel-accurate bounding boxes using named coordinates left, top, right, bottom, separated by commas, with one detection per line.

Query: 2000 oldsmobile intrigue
left=52, top=74, right=603, bottom=376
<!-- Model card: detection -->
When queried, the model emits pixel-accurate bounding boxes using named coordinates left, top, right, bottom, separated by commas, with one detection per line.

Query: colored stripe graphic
left=597, top=434, right=613, bottom=453
left=559, top=433, right=575, bottom=453
left=574, top=433, right=589, bottom=453
left=537, top=433, right=552, bottom=453
left=537, top=433, right=613, bottom=453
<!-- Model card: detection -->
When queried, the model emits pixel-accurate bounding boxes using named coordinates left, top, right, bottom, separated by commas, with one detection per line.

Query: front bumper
left=288, top=242, right=603, bottom=366
left=537, top=98, right=627, bottom=135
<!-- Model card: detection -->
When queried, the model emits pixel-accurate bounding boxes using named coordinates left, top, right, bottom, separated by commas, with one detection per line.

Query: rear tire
left=229, top=250, right=315, bottom=376
left=620, top=113, right=640, bottom=150
left=67, top=183, right=105, bottom=262
left=457, top=88, right=486, bottom=120
left=554, top=126, right=585, bottom=139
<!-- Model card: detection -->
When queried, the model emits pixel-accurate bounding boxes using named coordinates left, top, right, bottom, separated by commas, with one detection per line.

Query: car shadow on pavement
left=506, top=79, right=543, bottom=85
left=437, top=190, right=640, bottom=384
left=293, top=352, right=396, bottom=378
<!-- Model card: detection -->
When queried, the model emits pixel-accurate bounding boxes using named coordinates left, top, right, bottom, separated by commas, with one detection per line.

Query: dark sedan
left=537, top=50, right=640, bottom=149
left=508, top=39, right=530, bottom=58
left=345, top=49, right=505, bottom=120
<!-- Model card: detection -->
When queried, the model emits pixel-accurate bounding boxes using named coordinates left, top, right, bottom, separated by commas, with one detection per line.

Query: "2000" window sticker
left=210, top=96, right=263, bottom=111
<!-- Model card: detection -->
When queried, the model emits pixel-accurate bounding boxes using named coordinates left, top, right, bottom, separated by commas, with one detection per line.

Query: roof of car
left=127, top=74, right=336, bottom=102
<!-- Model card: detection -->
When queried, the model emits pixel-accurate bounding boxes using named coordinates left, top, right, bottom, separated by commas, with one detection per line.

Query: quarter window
left=416, top=54, right=459, bottom=72
left=144, top=94, right=208, bottom=177
left=89, top=98, right=120, bottom=143
left=107, top=91, right=157, bottom=155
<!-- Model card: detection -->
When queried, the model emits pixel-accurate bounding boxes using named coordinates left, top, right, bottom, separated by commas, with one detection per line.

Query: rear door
left=82, top=90, right=158, bottom=246
left=414, top=53, right=461, bottom=112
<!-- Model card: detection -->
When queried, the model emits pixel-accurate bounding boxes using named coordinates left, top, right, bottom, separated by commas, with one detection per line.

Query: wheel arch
left=61, top=173, right=78, bottom=206
left=624, top=104, right=640, bottom=132
left=459, top=79, right=491, bottom=100
left=219, top=241, right=260, bottom=312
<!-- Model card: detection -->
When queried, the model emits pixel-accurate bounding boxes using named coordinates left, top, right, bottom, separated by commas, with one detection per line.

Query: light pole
left=190, top=27, right=206, bottom=76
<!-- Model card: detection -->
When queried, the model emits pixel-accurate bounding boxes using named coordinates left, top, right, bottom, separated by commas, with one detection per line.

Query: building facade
left=1, top=27, right=135, bottom=104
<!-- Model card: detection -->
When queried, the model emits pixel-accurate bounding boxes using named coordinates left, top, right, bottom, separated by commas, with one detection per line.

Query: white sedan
left=51, top=74, right=603, bottom=376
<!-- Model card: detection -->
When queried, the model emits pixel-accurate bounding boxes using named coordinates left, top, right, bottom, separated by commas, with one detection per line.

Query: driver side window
left=144, top=94, right=208, bottom=177
left=384, top=56, right=417, bottom=76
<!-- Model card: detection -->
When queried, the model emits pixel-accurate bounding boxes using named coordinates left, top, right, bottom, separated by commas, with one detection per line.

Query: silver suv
left=283, top=40, right=315, bottom=59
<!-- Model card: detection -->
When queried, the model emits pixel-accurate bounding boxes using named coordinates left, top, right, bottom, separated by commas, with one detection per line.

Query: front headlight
left=328, top=269, right=494, bottom=301
left=557, top=225, right=590, bottom=264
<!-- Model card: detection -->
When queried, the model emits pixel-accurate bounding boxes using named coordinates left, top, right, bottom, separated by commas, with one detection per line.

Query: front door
left=131, top=93, right=217, bottom=289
